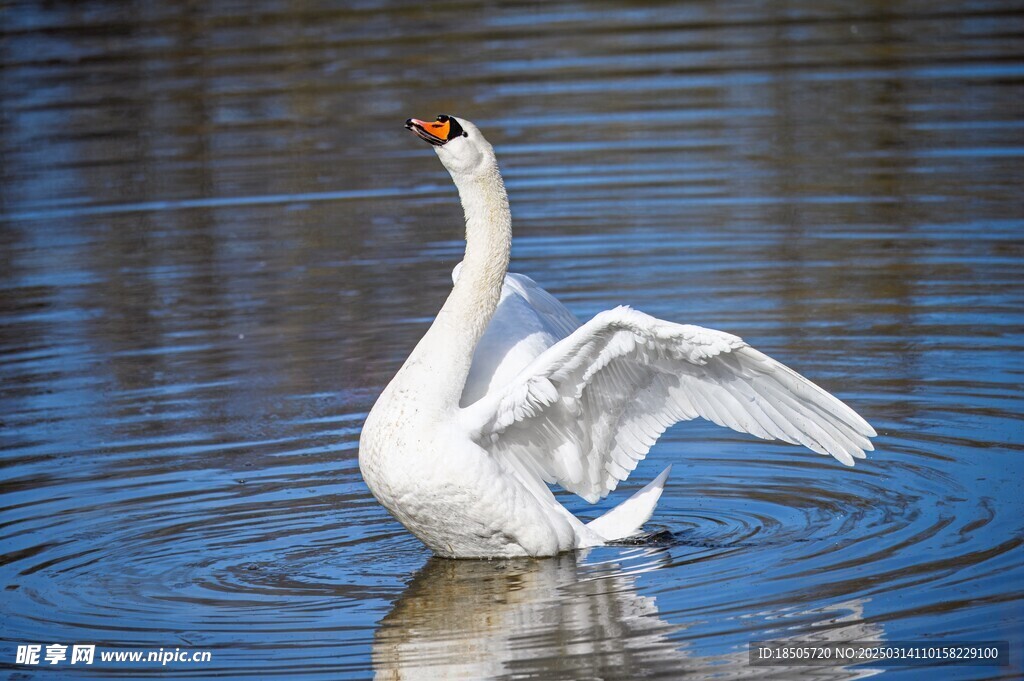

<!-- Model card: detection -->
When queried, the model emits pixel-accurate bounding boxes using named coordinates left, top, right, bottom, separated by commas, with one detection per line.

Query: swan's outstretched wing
left=456, top=263, right=581, bottom=405
left=461, top=306, right=876, bottom=503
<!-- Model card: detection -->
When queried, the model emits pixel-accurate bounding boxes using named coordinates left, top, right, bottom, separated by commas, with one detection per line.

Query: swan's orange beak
left=405, top=116, right=453, bottom=147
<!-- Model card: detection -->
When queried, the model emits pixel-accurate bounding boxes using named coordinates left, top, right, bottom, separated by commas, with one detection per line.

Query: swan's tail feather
left=585, top=465, right=672, bottom=541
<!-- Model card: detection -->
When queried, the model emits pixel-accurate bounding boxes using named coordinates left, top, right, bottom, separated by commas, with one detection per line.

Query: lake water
left=1, top=1, right=1022, bottom=678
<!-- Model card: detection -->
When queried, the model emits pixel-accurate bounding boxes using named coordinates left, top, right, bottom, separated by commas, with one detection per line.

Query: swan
left=358, top=114, right=876, bottom=559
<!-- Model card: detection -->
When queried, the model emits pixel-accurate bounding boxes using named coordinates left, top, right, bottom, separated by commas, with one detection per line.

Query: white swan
left=359, top=114, right=876, bottom=559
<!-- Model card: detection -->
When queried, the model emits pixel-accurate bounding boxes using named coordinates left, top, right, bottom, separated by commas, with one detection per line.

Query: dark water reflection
left=2, top=1, right=1023, bottom=678
left=374, top=552, right=885, bottom=680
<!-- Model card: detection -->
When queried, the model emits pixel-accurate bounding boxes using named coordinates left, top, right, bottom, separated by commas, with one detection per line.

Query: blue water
left=1, top=1, right=1022, bottom=678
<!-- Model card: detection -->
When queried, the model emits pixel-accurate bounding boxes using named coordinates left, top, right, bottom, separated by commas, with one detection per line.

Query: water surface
left=2, top=1, right=1023, bottom=678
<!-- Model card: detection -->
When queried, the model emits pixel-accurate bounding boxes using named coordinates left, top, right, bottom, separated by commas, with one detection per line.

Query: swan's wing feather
left=502, top=271, right=581, bottom=338
left=454, top=262, right=581, bottom=338
left=457, top=263, right=581, bottom=405
left=463, top=306, right=876, bottom=503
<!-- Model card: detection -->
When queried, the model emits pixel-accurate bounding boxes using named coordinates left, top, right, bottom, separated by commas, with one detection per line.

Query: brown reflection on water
left=374, top=554, right=885, bottom=680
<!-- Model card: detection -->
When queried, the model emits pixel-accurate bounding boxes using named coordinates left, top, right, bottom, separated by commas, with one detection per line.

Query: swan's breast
left=360, top=406, right=574, bottom=557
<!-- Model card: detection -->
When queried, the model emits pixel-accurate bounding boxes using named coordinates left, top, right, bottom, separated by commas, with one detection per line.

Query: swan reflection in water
left=372, top=550, right=884, bottom=680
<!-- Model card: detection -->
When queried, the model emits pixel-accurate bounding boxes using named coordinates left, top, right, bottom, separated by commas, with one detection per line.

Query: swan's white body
left=359, top=116, right=876, bottom=558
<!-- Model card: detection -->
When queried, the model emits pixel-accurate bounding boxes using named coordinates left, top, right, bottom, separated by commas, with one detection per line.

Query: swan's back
left=456, top=263, right=580, bottom=406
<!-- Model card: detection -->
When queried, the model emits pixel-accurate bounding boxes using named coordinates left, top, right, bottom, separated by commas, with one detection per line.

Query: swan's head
left=405, top=115, right=496, bottom=177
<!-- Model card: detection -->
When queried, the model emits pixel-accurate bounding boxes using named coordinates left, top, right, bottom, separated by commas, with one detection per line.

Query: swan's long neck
left=396, top=159, right=511, bottom=413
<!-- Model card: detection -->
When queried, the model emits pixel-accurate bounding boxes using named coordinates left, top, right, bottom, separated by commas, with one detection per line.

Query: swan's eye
left=445, top=116, right=465, bottom=140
